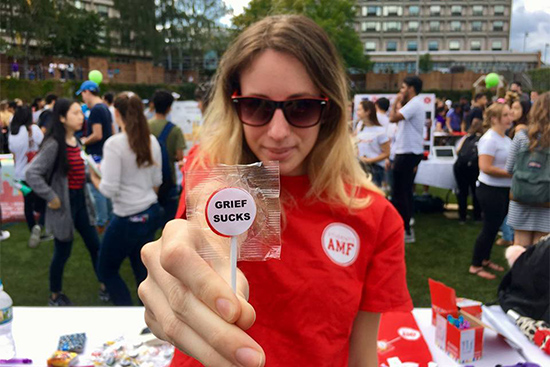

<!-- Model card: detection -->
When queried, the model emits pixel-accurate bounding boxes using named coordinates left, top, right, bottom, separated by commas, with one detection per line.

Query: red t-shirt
left=66, top=144, right=85, bottom=190
left=171, top=148, right=413, bottom=366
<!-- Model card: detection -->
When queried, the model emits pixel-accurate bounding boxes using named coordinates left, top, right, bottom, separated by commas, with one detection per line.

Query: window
left=383, top=22, right=402, bottom=32
left=472, top=5, right=483, bottom=16
left=428, top=41, right=439, bottom=51
left=97, top=5, right=109, bottom=18
left=362, top=22, right=380, bottom=32
left=383, top=6, right=402, bottom=16
left=449, top=41, right=460, bottom=51
left=429, top=21, right=440, bottom=32
left=471, top=21, right=483, bottom=32
left=365, top=41, right=376, bottom=52
left=450, top=21, right=462, bottom=32
left=494, top=5, right=505, bottom=15
left=451, top=5, right=462, bottom=16
left=492, top=41, right=503, bottom=51
left=366, top=6, right=381, bottom=17
left=408, top=21, right=419, bottom=32
left=407, top=41, right=418, bottom=51
left=409, top=6, right=420, bottom=16
left=386, top=41, right=398, bottom=52
left=430, top=5, right=441, bottom=16
left=493, top=21, right=504, bottom=31
left=470, top=40, right=481, bottom=51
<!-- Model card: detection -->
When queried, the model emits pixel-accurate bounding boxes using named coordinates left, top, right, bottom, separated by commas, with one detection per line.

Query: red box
left=429, top=279, right=484, bottom=363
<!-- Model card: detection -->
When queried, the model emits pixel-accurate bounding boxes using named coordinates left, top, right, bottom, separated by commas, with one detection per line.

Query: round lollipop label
left=205, top=188, right=257, bottom=237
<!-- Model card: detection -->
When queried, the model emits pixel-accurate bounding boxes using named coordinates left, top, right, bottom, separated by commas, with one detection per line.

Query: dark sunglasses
left=231, top=92, right=329, bottom=128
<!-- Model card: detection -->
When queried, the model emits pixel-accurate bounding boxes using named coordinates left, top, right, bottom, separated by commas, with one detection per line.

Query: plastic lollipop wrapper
left=186, top=162, right=281, bottom=290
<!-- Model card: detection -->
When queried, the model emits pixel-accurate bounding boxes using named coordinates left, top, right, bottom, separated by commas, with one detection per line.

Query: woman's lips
left=264, top=147, right=295, bottom=161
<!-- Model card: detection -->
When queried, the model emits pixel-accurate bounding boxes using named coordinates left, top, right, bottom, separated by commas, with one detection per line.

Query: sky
left=223, top=0, right=550, bottom=62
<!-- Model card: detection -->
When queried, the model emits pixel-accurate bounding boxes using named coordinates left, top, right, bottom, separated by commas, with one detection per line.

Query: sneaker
left=28, top=225, right=41, bottom=248
left=99, top=288, right=110, bottom=302
left=409, top=217, right=415, bottom=227
left=40, top=233, right=54, bottom=242
left=48, top=293, right=73, bottom=306
left=0, top=230, right=10, bottom=241
left=405, top=229, right=416, bottom=244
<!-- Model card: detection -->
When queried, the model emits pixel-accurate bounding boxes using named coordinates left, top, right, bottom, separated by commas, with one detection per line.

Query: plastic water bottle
left=0, top=280, right=15, bottom=359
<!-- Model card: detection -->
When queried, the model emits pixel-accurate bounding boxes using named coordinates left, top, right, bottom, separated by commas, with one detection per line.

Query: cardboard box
left=429, top=279, right=484, bottom=363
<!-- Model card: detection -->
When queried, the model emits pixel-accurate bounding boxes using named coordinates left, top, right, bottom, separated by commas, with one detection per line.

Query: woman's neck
left=491, top=126, right=506, bottom=137
left=65, top=130, right=76, bottom=144
left=363, top=118, right=374, bottom=127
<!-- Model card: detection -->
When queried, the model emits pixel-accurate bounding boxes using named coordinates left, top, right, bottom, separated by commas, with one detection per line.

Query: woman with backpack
left=506, top=92, right=550, bottom=247
left=25, top=99, right=103, bottom=306
left=453, top=118, right=484, bottom=224
left=469, top=103, right=513, bottom=280
left=89, top=92, right=162, bottom=306
left=8, top=106, right=46, bottom=248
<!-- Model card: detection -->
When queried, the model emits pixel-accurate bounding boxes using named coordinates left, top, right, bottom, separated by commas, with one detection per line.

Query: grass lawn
left=0, top=187, right=507, bottom=307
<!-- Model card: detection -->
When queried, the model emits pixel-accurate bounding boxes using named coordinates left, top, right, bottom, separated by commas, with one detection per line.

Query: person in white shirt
left=102, top=92, right=119, bottom=134
left=376, top=98, right=396, bottom=192
left=8, top=106, right=46, bottom=247
left=89, top=92, right=162, bottom=306
left=356, top=100, right=390, bottom=187
left=389, top=76, right=425, bottom=243
left=470, top=103, right=513, bottom=280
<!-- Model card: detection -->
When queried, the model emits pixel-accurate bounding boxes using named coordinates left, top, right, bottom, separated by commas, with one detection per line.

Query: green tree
left=419, top=53, right=433, bottom=73
left=233, top=0, right=371, bottom=71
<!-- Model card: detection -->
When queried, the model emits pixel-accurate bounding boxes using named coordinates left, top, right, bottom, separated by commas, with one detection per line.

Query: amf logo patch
left=321, top=223, right=360, bottom=266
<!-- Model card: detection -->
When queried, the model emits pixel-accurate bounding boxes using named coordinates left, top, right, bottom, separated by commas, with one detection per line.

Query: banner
left=0, top=154, right=25, bottom=223
left=168, top=101, right=203, bottom=155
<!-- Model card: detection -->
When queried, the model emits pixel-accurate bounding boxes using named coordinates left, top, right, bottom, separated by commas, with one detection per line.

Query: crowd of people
left=0, top=13, right=548, bottom=367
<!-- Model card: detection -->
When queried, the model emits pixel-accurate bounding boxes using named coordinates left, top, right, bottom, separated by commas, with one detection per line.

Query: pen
left=0, top=359, right=32, bottom=364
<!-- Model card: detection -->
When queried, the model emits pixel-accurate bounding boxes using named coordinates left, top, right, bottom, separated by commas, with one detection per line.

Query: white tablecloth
left=415, top=159, right=458, bottom=190
left=9, top=306, right=550, bottom=366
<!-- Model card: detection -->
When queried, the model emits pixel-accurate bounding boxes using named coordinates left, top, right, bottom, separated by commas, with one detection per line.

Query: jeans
left=98, top=203, right=160, bottom=306
left=471, top=183, right=509, bottom=267
left=453, top=164, right=481, bottom=222
left=369, top=164, right=385, bottom=188
left=500, top=216, right=514, bottom=242
left=87, top=183, right=112, bottom=227
left=159, top=186, right=181, bottom=229
left=50, top=189, right=101, bottom=293
left=22, top=184, right=46, bottom=231
left=392, top=153, right=423, bottom=233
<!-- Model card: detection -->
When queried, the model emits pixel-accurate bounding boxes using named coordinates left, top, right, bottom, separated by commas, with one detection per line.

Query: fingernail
left=235, top=347, right=263, bottom=367
left=216, top=298, right=235, bottom=322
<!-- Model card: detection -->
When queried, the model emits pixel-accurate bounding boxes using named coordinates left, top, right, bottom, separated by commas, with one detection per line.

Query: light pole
left=415, top=0, right=423, bottom=75
left=523, top=32, right=529, bottom=52
left=545, top=43, right=549, bottom=65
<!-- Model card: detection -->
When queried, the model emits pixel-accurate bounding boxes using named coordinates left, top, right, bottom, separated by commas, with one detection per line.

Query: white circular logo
left=398, top=327, right=421, bottom=341
left=205, top=188, right=257, bottom=237
left=321, top=223, right=360, bottom=266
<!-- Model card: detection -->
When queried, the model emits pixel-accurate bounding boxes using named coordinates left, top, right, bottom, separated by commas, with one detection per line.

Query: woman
left=138, top=15, right=412, bottom=366
left=8, top=106, right=46, bottom=248
left=90, top=92, right=162, bottom=306
left=508, top=100, right=531, bottom=139
left=469, top=103, right=513, bottom=280
left=26, top=99, right=102, bottom=306
left=356, top=100, right=390, bottom=187
left=453, top=118, right=484, bottom=223
left=446, top=102, right=463, bottom=133
left=506, top=92, right=550, bottom=246
left=0, top=100, right=12, bottom=153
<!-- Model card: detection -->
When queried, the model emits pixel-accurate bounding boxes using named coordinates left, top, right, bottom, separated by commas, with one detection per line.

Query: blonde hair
left=527, top=91, right=550, bottom=150
left=194, top=15, right=381, bottom=209
left=483, top=103, right=508, bottom=131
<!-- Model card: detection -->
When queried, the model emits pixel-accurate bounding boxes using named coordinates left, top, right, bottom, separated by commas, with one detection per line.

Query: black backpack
left=156, top=122, right=176, bottom=205
left=455, top=134, right=481, bottom=170
left=498, top=236, right=550, bottom=323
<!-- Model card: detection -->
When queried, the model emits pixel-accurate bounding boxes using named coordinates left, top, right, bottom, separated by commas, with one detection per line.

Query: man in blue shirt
left=76, top=81, right=113, bottom=233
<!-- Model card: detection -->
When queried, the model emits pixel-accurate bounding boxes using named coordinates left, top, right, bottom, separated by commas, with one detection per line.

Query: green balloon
left=88, top=70, right=103, bottom=84
left=485, top=73, right=499, bottom=88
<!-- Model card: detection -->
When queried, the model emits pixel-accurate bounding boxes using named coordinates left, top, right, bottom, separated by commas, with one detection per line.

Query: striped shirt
left=67, top=144, right=85, bottom=190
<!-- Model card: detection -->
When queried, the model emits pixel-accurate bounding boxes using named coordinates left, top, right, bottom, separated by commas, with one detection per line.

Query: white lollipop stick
left=206, top=188, right=257, bottom=294
left=231, top=236, right=237, bottom=293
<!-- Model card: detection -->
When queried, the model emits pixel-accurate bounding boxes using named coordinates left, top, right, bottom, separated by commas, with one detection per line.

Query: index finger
left=159, top=219, right=245, bottom=324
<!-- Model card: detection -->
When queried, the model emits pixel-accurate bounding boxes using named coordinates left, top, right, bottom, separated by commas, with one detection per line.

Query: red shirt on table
left=172, top=148, right=413, bottom=366
left=66, top=144, right=85, bottom=190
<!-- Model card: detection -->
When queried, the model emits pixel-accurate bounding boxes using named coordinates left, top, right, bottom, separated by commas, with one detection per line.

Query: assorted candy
left=87, top=337, right=174, bottom=367
left=447, top=315, right=471, bottom=330
left=58, top=333, right=87, bottom=353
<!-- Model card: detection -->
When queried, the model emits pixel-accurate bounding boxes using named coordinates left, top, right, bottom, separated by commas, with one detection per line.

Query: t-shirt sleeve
left=359, top=203, right=413, bottom=312
left=377, top=132, right=389, bottom=145
left=88, top=107, right=105, bottom=126
left=399, top=98, right=419, bottom=121
left=176, top=145, right=200, bottom=219
left=173, top=126, right=186, bottom=151
left=477, top=135, right=497, bottom=157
